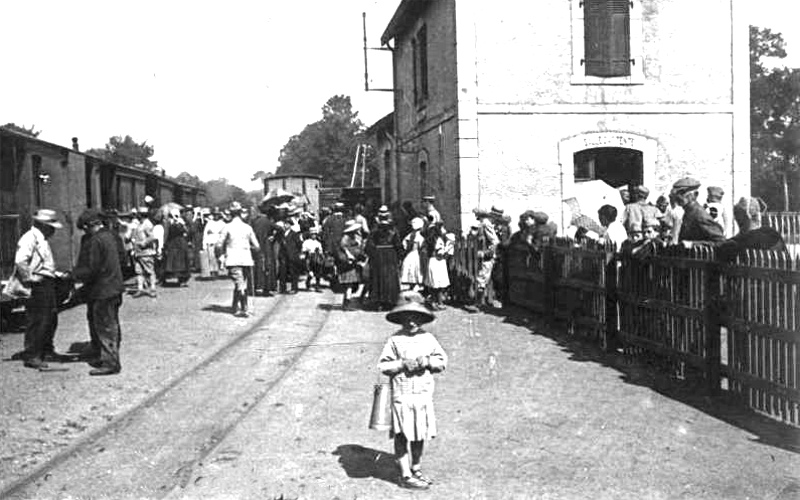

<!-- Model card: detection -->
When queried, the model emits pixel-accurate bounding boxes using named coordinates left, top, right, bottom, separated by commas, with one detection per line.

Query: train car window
left=0, top=137, right=16, bottom=191
left=32, top=155, right=43, bottom=206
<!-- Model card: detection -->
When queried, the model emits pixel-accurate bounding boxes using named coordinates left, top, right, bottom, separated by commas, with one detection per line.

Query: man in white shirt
left=216, top=202, right=261, bottom=316
left=597, top=205, right=628, bottom=251
left=14, top=209, right=66, bottom=370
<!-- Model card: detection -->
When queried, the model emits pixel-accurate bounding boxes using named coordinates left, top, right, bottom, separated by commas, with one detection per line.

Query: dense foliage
left=275, top=95, right=378, bottom=187
left=751, top=26, right=800, bottom=211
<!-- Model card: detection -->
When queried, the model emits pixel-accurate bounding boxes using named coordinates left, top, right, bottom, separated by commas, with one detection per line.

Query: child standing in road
left=378, top=298, right=448, bottom=490
left=301, top=227, right=324, bottom=292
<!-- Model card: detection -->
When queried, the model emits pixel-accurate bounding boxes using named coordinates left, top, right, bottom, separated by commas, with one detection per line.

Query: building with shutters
left=378, top=0, right=750, bottom=234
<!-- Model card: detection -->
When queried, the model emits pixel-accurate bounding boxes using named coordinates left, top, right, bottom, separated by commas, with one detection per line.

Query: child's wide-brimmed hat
left=386, top=300, right=435, bottom=325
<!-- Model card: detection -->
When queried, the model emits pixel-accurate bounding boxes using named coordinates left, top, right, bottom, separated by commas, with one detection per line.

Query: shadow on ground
left=201, top=304, right=236, bottom=314
left=332, top=444, right=398, bottom=485
left=489, top=304, right=800, bottom=455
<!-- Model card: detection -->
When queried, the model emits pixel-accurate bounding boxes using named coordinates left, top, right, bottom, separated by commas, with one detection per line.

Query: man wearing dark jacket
left=670, top=177, right=726, bottom=244
left=72, top=209, right=125, bottom=376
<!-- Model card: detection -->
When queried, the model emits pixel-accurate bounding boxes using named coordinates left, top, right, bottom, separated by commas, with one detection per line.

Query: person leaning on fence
left=595, top=205, right=628, bottom=250
left=216, top=201, right=261, bottom=317
left=464, top=207, right=500, bottom=313
left=488, top=206, right=512, bottom=308
left=622, top=185, right=657, bottom=241
left=717, top=197, right=787, bottom=262
left=670, top=177, right=726, bottom=245
left=704, top=186, right=729, bottom=237
left=12, top=209, right=69, bottom=370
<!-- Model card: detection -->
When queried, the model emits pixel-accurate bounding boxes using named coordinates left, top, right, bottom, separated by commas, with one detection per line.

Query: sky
left=2, top=1, right=798, bottom=192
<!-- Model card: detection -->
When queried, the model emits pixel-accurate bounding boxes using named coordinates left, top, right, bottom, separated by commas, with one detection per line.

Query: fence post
left=543, top=239, right=555, bottom=320
left=604, top=249, right=619, bottom=352
left=704, top=260, right=722, bottom=394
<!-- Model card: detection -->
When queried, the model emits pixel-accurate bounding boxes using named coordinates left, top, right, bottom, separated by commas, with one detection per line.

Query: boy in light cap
left=704, top=186, right=728, bottom=237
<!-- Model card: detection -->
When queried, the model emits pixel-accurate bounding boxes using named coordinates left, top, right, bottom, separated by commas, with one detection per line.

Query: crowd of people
left=9, top=176, right=788, bottom=374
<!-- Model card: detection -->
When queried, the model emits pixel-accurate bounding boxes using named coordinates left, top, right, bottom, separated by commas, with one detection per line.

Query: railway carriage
left=0, top=127, right=204, bottom=309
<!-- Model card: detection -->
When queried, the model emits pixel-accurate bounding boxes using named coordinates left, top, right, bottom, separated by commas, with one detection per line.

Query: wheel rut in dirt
left=0, top=292, right=332, bottom=500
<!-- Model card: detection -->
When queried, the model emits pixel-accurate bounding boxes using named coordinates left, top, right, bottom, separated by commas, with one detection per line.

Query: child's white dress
left=425, top=237, right=451, bottom=289
left=378, top=329, right=448, bottom=441
left=400, top=232, right=424, bottom=285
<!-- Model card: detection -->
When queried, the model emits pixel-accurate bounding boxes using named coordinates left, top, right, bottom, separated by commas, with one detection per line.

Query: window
left=0, top=137, right=17, bottom=191
left=573, top=147, right=643, bottom=187
left=419, top=161, right=428, bottom=198
left=571, top=0, right=643, bottom=84
left=383, top=150, right=392, bottom=202
left=413, top=25, right=428, bottom=107
left=584, top=0, right=630, bottom=77
left=32, top=155, right=43, bottom=206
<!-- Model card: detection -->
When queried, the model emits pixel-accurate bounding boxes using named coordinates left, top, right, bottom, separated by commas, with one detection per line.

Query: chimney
left=72, top=137, right=79, bottom=152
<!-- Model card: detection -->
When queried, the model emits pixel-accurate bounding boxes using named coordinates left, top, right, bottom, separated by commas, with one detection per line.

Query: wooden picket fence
left=449, top=234, right=497, bottom=305
left=765, top=211, right=800, bottom=246
left=497, top=239, right=800, bottom=428
left=720, top=249, right=800, bottom=425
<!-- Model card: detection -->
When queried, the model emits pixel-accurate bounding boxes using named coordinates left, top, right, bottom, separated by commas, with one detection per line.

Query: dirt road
left=2, top=279, right=799, bottom=499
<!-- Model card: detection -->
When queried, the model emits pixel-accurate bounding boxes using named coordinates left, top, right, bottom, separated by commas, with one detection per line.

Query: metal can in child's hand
left=369, top=382, right=392, bottom=431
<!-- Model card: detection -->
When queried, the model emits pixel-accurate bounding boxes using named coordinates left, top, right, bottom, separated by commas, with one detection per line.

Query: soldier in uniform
left=670, top=177, right=726, bottom=244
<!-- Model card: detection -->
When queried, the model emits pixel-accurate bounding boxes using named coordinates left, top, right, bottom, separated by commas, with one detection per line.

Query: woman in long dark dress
left=366, top=207, right=403, bottom=311
left=163, top=209, right=191, bottom=286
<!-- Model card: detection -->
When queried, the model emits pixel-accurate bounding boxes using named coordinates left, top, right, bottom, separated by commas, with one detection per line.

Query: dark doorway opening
left=574, top=147, right=643, bottom=188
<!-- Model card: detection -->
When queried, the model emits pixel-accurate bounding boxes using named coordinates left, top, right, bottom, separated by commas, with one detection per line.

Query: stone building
left=378, top=0, right=750, bottom=233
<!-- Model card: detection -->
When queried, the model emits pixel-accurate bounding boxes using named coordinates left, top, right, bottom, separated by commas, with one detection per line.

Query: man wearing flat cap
left=13, top=209, right=68, bottom=370
left=72, top=208, right=126, bottom=375
left=670, top=177, right=725, bottom=244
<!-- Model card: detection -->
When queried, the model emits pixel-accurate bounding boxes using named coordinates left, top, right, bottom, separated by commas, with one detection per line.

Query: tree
left=204, top=178, right=250, bottom=209
left=750, top=26, right=800, bottom=211
left=175, top=171, right=204, bottom=188
left=2, top=123, right=41, bottom=137
left=86, top=135, right=159, bottom=171
left=275, top=95, right=378, bottom=187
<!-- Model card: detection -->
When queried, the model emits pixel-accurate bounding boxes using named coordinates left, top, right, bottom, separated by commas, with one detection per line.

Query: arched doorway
left=573, top=147, right=643, bottom=188
left=558, top=132, right=657, bottom=231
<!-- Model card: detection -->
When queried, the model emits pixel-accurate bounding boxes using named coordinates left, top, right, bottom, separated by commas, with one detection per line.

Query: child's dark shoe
left=399, top=475, right=429, bottom=490
left=412, top=469, right=434, bottom=485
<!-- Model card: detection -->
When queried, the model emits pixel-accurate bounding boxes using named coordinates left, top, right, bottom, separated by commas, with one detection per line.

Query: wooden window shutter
left=584, top=0, right=631, bottom=77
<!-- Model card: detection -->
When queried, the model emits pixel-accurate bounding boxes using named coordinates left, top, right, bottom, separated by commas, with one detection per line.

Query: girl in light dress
left=400, top=217, right=425, bottom=291
left=378, top=299, right=447, bottom=490
left=424, top=222, right=454, bottom=310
